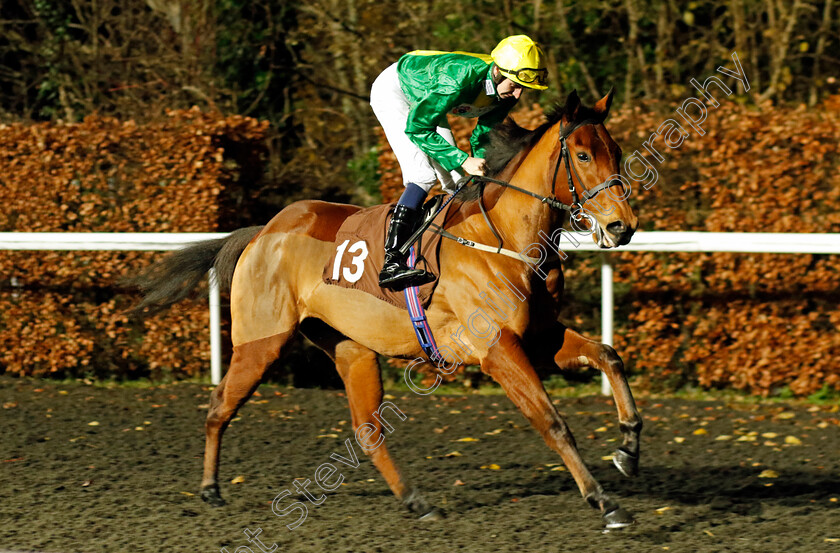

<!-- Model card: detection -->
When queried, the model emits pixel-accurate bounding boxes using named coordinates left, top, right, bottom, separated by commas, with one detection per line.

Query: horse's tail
left=123, top=226, right=264, bottom=317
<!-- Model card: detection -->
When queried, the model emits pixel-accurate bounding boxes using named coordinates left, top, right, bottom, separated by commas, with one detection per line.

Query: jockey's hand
left=461, top=156, right=486, bottom=176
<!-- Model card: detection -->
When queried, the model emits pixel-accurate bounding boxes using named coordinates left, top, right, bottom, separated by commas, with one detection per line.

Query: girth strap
left=403, top=246, right=443, bottom=364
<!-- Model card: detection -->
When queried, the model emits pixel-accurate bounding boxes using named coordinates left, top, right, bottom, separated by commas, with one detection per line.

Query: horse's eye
left=577, top=152, right=590, bottom=162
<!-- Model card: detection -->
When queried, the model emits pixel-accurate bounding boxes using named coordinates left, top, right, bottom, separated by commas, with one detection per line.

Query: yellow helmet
left=491, top=35, right=548, bottom=90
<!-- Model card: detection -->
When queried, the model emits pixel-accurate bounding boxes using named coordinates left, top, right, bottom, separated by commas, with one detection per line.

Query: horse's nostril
left=606, top=221, right=626, bottom=236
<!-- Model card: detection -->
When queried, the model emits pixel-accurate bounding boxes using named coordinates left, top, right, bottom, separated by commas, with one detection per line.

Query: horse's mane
left=483, top=102, right=604, bottom=177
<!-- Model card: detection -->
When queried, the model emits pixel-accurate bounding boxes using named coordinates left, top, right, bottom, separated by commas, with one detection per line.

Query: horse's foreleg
left=200, top=330, right=293, bottom=506
left=552, top=326, right=642, bottom=478
left=333, top=340, right=442, bottom=520
left=483, top=329, right=634, bottom=529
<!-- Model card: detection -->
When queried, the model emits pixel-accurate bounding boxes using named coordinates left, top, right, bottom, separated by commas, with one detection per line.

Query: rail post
left=208, top=268, right=222, bottom=385
left=600, top=254, right=614, bottom=396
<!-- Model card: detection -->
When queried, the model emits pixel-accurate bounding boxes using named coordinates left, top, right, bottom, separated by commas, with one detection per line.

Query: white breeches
left=370, top=63, right=463, bottom=193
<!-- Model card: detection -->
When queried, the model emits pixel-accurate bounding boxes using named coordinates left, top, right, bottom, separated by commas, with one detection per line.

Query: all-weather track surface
left=1, top=376, right=838, bottom=553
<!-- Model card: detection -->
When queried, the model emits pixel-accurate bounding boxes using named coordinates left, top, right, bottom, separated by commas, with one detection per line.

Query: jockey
left=371, top=35, right=549, bottom=290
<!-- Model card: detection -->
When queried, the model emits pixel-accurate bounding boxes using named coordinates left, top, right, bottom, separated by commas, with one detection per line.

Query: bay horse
left=128, top=89, right=642, bottom=529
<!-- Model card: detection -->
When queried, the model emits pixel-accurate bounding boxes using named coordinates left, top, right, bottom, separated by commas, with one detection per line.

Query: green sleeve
left=470, top=99, right=517, bottom=159
left=404, top=91, right=470, bottom=172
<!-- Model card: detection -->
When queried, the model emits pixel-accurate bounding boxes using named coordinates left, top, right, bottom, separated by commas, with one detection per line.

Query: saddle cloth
left=321, top=200, right=450, bottom=310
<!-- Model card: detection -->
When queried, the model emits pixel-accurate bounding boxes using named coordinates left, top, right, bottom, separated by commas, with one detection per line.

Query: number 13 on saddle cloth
left=321, top=201, right=449, bottom=309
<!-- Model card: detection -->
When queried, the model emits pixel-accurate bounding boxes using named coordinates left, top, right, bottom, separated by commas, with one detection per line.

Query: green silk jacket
left=396, top=51, right=518, bottom=172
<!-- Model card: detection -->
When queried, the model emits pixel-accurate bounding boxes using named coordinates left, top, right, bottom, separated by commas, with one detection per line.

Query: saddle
left=321, top=197, right=450, bottom=310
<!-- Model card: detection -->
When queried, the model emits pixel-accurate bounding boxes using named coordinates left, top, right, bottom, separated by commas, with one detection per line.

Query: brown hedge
left=0, top=109, right=267, bottom=379
left=379, top=97, right=840, bottom=397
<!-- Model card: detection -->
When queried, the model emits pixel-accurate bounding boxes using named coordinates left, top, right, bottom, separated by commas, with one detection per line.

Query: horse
left=127, top=89, right=642, bottom=529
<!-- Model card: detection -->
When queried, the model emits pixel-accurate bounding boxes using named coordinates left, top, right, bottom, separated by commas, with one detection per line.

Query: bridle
left=475, top=117, right=624, bottom=220
left=402, top=116, right=625, bottom=261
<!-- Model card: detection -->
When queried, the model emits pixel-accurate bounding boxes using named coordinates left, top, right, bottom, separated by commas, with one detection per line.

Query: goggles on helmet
left=498, top=66, right=548, bottom=87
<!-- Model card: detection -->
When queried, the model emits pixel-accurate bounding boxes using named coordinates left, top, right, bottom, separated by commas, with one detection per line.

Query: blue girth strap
left=402, top=245, right=442, bottom=365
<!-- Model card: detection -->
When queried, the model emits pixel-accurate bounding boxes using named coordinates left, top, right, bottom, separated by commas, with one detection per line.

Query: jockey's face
left=496, top=77, right=524, bottom=100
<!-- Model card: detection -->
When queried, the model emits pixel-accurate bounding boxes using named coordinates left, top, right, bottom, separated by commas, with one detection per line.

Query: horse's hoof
left=200, top=484, right=226, bottom=507
left=612, top=448, right=639, bottom=478
left=418, top=508, right=446, bottom=521
left=403, top=488, right=445, bottom=520
left=603, top=506, right=635, bottom=529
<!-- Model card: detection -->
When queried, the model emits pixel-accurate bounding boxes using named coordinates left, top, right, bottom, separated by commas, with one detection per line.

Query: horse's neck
left=462, top=133, right=560, bottom=255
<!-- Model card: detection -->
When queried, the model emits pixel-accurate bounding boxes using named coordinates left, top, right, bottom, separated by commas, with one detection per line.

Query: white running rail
left=0, top=233, right=228, bottom=384
left=1, top=232, right=838, bottom=390
left=566, top=232, right=840, bottom=394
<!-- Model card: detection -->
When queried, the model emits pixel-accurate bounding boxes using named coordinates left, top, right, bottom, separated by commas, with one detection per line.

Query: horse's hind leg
left=483, top=329, right=634, bottom=529
left=335, top=341, right=441, bottom=519
left=200, top=329, right=295, bottom=506
left=551, top=324, right=643, bottom=478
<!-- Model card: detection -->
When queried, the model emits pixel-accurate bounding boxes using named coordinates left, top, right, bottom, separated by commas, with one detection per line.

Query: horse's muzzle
left=606, top=220, right=635, bottom=246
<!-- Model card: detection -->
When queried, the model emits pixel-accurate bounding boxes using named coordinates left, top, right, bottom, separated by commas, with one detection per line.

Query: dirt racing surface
left=0, top=375, right=838, bottom=553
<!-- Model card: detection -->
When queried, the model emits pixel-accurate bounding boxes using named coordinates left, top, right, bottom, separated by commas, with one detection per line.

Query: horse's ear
left=594, top=87, right=615, bottom=118
left=564, top=89, right=581, bottom=120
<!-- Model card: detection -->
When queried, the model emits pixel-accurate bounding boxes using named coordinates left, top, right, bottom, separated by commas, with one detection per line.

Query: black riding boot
left=379, top=204, right=436, bottom=290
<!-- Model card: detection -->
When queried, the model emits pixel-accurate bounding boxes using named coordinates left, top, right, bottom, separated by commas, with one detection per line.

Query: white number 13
left=331, top=239, right=369, bottom=283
